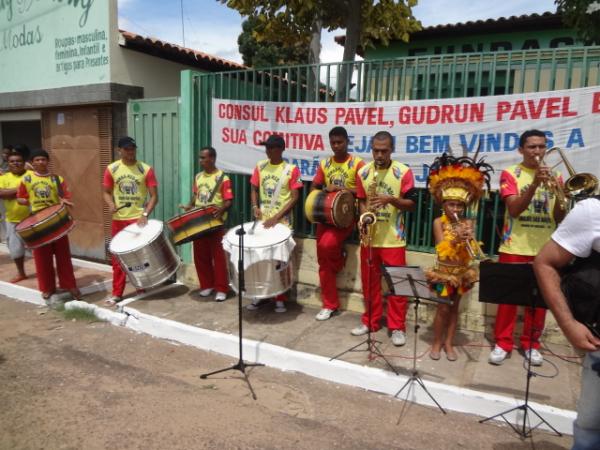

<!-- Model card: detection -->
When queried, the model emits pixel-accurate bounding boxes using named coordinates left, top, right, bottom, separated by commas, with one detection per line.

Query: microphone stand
left=200, top=216, right=264, bottom=399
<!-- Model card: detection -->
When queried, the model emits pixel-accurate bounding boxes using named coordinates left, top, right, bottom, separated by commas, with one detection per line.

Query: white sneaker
left=274, top=301, right=287, bottom=313
left=489, top=345, right=509, bottom=365
left=199, top=288, right=213, bottom=297
left=315, top=308, right=335, bottom=321
left=524, top=348, right=544, bottom=366
left=351, top=324, right=369, bottom=336
left=246, top=298, right=261, bottom=310
left=391, top=330, right=406, bottom=347
left=215, top=292, right=227, bottom=302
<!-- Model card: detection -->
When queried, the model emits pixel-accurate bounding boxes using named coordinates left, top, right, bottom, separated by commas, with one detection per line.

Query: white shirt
left=552, top=198, right=600, bottom=257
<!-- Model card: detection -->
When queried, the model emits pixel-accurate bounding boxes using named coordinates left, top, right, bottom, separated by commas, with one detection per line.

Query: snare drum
left=167, top=206, right=223, bottom=245
left=223, top=222, right=295, bottom=299
left=16, top=204, right=75, bottom=249
left=109, top=219, right=180, bottom=289
left=304, top=189, right=355, bottom=228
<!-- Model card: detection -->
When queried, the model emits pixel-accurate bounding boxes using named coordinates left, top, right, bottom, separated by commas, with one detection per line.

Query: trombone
left=545, top=147, right=598, bottom=200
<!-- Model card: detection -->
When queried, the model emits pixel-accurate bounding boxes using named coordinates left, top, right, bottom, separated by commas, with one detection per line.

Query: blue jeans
left=573, top=350, right=600, bottom=450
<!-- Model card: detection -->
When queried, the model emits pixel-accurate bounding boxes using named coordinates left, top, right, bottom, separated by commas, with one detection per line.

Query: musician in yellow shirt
left=311, top=126, right=365, bottom=321
left=489, top=129, right=565, bottom=366
left=0, top=151, right=31, bottom=282
left=354, top=131, right=416, bottom=346
left=102, top=136, right=159, bottom=305
left=250, top=135, right=302, bottom=312
left=181, top=146, right=233, bottom=302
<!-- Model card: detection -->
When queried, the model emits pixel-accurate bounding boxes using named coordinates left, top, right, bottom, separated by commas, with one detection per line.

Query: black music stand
left=330, top=245, right=399, bottom=375
left=383, top=265, right=449, bottom=414
left=478, top=261, right=562, bottom=437
left=200, top=219, right=264, bottom=400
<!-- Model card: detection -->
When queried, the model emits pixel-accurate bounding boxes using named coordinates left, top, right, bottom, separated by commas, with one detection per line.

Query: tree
left=219, top=0, right=421, bottom=98
left=238, top=17, right=309, bottom=68
left=556, top=0, right=600, bottom=44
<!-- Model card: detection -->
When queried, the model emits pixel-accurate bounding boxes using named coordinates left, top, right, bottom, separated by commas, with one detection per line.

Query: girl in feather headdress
left=425, top=153, right=493, bottom=361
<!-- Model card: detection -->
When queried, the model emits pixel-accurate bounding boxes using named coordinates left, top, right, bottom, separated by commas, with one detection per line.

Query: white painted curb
left=65, top=300, right=128, bottom=326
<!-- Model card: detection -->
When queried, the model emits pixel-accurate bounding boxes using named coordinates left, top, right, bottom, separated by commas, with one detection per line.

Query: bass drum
left=166, top=206, right=223, bottom=246
left=223, top=222, right=295, bottom=299
left=109, top=219, right=180, bottom=289
left=304, top=189, right=355, bottom=228
left=16, top=203, right=75, bottom=249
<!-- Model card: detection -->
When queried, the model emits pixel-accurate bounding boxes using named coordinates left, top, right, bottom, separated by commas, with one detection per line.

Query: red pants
left=32, top=235, right=77, bottom=294
left=111, top=219, right=138, bottom=297
left=193, top=229, right=229, bottom=293
left=494, top=253, right=546, bottom=351
left=316, top=223, right=353, bottom=310
left=360, top=246, right=408, bottom=331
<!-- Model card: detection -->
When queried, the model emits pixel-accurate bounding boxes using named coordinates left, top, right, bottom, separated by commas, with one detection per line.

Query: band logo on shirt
left=33, top=183, right=52, bottom=199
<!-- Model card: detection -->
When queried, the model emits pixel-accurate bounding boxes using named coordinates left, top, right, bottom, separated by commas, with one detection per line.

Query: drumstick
left=115, top=202, right=133, bottom=212
left=248, top=219, right=259, bottom=235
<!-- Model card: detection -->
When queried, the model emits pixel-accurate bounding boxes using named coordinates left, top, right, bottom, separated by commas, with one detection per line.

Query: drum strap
left=207, top=171, right=226, bottom=204
left=51, top=175, right=64, bottom=198
left=269, top=164, right=290, bottom=211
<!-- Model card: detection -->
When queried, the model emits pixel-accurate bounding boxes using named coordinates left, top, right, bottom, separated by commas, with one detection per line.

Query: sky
left=118, top=0, right=558, bottom=65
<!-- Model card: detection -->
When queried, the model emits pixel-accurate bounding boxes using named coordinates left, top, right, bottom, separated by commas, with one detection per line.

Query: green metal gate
left=127, top=97, right=180, bottom=223
left=178, top=47, right=600, bottom=260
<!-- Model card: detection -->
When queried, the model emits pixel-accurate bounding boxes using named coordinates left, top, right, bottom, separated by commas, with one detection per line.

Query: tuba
left=358, top=172, right=378, bottom=246
left=546, top=147, right=599, bottom=200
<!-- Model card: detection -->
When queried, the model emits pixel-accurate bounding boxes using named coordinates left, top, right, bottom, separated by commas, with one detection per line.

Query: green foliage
left=220, top=0, right=421, bottom=62
left=238, top=17, right=309, bottom=67
left=556, top=0, right=600, bottom=44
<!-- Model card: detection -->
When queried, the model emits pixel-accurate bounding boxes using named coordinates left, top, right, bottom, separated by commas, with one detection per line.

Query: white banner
left=212, top=86, right=600, bottom=187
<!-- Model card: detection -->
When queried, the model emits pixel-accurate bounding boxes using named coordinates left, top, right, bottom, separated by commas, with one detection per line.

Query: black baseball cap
left=118, top=136, right=137, bottom=148
left=259, top=135, right=285, bottom=150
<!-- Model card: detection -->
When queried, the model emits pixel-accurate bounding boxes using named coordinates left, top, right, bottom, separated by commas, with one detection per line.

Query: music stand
left=200, top=219, right=264, bottom=400
left=383, top=265, right=449, bottom=414
left=478, top=261, right=561, bottom=437
left=330, top=244, right=399, bottom=375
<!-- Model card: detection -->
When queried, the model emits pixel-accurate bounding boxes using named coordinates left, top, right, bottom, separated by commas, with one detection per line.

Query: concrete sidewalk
left=0, top=245, right=582, bottom=433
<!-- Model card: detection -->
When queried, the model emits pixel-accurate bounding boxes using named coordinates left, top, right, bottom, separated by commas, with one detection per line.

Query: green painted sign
left=366, top=29, right=583, bottom=59
left=0, top=0, right=111, bottom=93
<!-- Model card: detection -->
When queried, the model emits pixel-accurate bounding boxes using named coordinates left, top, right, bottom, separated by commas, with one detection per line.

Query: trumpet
left=534, top=154, right=568, bottom=211
left=545, top=147, right=598, bottom=200
left=452, top=213, right=486, bottom=260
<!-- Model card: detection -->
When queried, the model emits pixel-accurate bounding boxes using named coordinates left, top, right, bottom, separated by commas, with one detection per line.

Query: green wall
left=366, top=29, right=582, bottom=59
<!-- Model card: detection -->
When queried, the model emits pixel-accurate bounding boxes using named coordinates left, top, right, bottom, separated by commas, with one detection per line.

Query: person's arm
left=310, top=164, right=325, bottom=192
left=534, top=240, right=600, bottom=351
left=16, top=182, right=29, bottom=206
left=138, top=185, right=158, bottom=226
left=250, top=185, right=261, bottom=220
left=263, top=188, right=299, bottom=228
left=432, top=218, right=443, bottom=245
left=102, top=169, right=117, bottom=214
left=369, top=169, right=416, bottom=212
left=102, top=187, right=117, bottom=214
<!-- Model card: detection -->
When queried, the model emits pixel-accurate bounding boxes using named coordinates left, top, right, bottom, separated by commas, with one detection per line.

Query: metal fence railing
left=178, top=46, right=600, bottom=256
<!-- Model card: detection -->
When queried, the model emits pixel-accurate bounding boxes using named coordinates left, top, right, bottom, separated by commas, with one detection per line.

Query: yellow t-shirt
left=315, top=155, right=364, bottom=190
left=104, top=161, right=157, bottom=220
left=498, top=164, right=560, bottom=256
left=356, top=161, right=414, bottom=248
left=250, top=160, right=303, bottom=227
left=18, top=172, right=68, bottom=213
left=194, top=170, right=233, bottom=220
left=0, top=170, right=31, bottom=222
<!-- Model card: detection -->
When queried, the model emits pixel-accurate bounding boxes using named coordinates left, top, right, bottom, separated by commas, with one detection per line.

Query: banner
left=212, top=86, right=600, bottom=187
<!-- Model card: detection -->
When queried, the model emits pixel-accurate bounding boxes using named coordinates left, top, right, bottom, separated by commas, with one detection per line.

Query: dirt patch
left=0, top=297, right=571, bottom=450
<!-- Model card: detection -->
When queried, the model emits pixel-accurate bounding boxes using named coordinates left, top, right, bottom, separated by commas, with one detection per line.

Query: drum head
left=224, top=221, right=291, bottom=248
left=332, top=191, right=355, bottom=228
left=109, top=219, right=164, bottom=254
left=16, top=204, right=64, bottom=230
